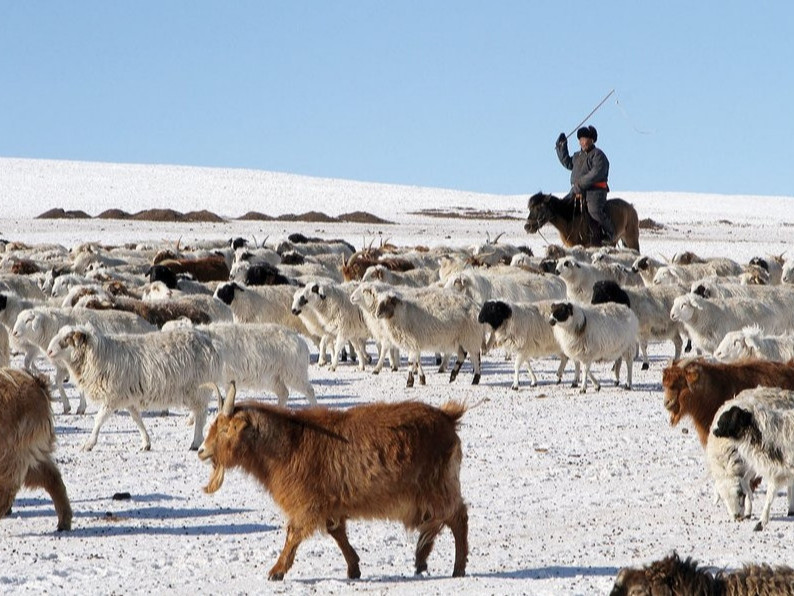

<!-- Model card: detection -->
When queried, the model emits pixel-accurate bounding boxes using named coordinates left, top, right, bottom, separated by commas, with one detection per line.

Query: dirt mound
left=97, top=209, right=132, bottom=220
left=411, top=208, right=520, bottom=221
left=639, top=218, right=665, bottom=230
left=237, top=211, right=275, bottom=221
left=276, top=211, right=338, bottom=223
left=36, top=208, right=92, bottom=219
left=184, top=210, right=226, bottom=223
left=338, top=211, right=393, bottom=224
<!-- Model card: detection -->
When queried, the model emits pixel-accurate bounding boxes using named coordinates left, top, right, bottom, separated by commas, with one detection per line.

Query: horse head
left=524, top=192, right=552, bottom=233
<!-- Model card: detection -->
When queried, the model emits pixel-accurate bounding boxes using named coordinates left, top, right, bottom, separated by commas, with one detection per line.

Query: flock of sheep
left=4, top=231, right=794, bottom=588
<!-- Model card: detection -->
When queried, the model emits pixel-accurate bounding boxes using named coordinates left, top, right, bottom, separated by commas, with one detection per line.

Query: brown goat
left=81, top=295, right=211, bottom=328
left=0, top=368, right=72, bottom=531
left=155, top=255, right=230, bottom=282
left=341, top=249, right=415, bottom=281
left=611, top=551, right=794, bottom=596
left=199, top=383, right=468, bottom=580
left=662, top=358, right=794, bottom=446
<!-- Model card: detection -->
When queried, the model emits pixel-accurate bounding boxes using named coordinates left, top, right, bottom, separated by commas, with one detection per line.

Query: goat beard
left=203, top=464, right=226, bottom=494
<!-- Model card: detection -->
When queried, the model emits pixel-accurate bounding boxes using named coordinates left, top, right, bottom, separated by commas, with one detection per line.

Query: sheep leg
left=415, top=520, right=444, bottom=575
left=525, top=359, right=538, bottom=388
left=741, top=471, right=755, bottom=519
left=189, top=405, right=208, bottom=451
left=639, top=339, right=650, bottom=370
left=624, top=350, right=634, bottom=390
left=372, top=341, right=387, bottom=374
left=24, top=457, right=72, bottom=531
left=511, top=356, right=523, bottom=390
left=328, top=336, right=345, bottom=371
left=570, top=360, right=581, bottom=388
left=126, top=406, right=151, bottom=451
left=353, top=339, right=368, bottom=371
left=671, top=334, right=683, bottom=361
left=449, top=347, right=466, bottom=383
left=53, top=367, right=71, bottom=415
left=83, top=405, right=113, bottom=451
left=417, top=357, right=427, bottom=386
left=295, top=377, right=317, bottom=406
left=613, top=358, right=622, bottom=386
left=787, top=481, right=794, bottom=516
left=317, top=334, right=329, bottom=366
left=273, top=379, right=290, bottom=408
left=326, top=518, right=360, bottom=579
left=437, top=353, right=448, bottom=373
left=269, top=522, right=309, bottom=580
left=470, top=348, right=481, bottom=385
left=389, top=346, right=399, bottom=372
left=555, top=355, right=568, bottom=384
left=448, top=501, right=469, bottom=578
left=755, top=482, right=779, bottom=531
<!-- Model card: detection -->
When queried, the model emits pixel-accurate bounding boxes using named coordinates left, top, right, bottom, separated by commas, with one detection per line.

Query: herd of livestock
left=4, top=231, right=794, bottom=588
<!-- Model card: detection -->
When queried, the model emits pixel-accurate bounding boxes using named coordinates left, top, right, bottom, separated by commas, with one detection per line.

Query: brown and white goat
left=198, top=382, right=468, bottom=580
left=0, top=368, right=72, bottom=531
left=662, top=358, right=794, bottom=446
left=611, top=551, right=794, bottom=596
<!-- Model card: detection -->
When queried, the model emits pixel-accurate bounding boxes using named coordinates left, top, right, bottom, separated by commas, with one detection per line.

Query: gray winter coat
left=556, top=140, right=610, bottom=197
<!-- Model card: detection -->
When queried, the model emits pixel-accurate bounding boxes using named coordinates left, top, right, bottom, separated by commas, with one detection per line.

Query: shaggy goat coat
left=199, top=394, right=468, bottom=581
left=0, top=368, right=72, bottom=531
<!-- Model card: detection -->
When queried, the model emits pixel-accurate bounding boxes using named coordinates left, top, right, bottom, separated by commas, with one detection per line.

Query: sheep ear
left=222, top=381, right=236, bottom=416
left=744, top=334, right=761, bottom=354
left=69, top=330, right=88, bottom=347
left=30, top=315, right=41, bottom=333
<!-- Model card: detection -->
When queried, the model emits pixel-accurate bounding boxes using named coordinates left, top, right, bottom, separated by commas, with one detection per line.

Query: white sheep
left=349, top=281, right=400, bottom=374
left=548, top=301, right=639, bottom=393
left=714, top=326, right=794, bottom=363
left=0, top=292, right=43, bottom=371
left=670, top=293, right=787, bottom=355
left=652, top=259, right=742, bottom=286
left=374, top=286, right=484, bottom=387
left=46, top=324, right=221, bottom=451
left=12, top=306, right=158, bottom=414
left=290, top=281, right=370, bottom=371
left=590, top=280, right=687, bottom=369
left=554, top=257, right=614, bottom=303
left=444, top=267, right=565, bottom=306
left=213, top=282, right=311, bottom=337
left=196, top=322, right=316, bottom=406
left=477, top=299, right=577, bottom=389
left=630, top=255, right=667, bottom=287
left=360, top=264, right=437, bottom=288
left=711, top=387, right=794, bottom=530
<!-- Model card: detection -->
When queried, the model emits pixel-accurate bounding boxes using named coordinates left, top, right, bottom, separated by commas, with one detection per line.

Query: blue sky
left=1, top=2, right=792, bottom=197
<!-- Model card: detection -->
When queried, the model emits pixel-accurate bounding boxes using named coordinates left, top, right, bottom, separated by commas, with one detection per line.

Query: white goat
left=374, top=286, right=484, bottom=387
left=714, top=326, right=794, bottom=363
left=711, top=387, right=794, bottom=530
left=670, top=293, right=787, bottom=355
left=548, top=301, right=639, bottom=393
left=290, top=282, right=370, bottom=371
left=13, top=306, right=157, bottom=414
left=477, top=299, right=577, bottom=389
left=46, top=325, right=221, bottom=451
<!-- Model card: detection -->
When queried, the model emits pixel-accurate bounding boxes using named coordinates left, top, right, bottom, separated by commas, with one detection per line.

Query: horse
left=523, top=192, right=640, bottom=251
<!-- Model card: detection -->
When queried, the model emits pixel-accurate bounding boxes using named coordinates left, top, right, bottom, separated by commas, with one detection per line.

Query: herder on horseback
left=555, top=125, right=615, bottom=246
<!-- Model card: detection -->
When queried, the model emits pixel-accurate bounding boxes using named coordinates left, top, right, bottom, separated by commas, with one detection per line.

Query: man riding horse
left=555, top=125, right=615, bottom=246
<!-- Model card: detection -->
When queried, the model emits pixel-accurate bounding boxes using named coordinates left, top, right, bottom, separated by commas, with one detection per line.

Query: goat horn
left=200, top=382, right=224, bottom=412
left=223, top=380, right=236, bottom=416
left=493, top=232, right=505, bottom=244
left=251, top=234, right=258, bottom=249
left=261, top=235, right=269, bottom=249
left=175, top=236, right=182, bottom=253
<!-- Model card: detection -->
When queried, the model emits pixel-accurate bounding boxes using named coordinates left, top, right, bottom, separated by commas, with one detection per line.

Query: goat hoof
left=419, top=375, right=426, bottom=385
left=406, top=376, right=414, bottom=388
left=372, top=369, right=380, bottom=375
left=472, top=374, right=480, bottom=385
left=641, top=363, right=649, bottom=370
left=347, top=566, right=361, bottom=579
left=753, top=522, right=764, bottom=532
left=268, top=571, right=285, bottom=581
left=511, top=385, right=519, bottom=391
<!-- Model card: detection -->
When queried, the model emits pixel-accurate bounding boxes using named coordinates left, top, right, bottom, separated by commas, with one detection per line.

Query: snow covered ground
left=1, top=158, right=793, bottom=595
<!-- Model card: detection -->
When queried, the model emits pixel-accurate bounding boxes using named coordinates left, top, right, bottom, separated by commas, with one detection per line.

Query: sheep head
left=46, top=326, right=90, bottom=364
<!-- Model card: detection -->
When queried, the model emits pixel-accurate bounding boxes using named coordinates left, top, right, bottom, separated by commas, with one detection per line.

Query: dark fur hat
left=577, top=125, right=597, bottom=141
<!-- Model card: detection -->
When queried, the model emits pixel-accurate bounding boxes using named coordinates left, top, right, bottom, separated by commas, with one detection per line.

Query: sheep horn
left=222, top=380, right=236, bottom=416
